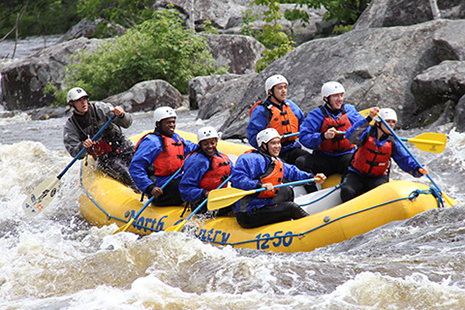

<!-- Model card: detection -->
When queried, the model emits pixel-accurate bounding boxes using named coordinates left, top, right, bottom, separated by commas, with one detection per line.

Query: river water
left=1, top=37, right=465, bottom=310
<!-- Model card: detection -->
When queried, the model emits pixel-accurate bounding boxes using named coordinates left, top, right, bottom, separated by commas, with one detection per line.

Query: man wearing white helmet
left=340, top=107, right=429, bottom=202
left=129, top=106, right=197, bottom=206
left=247, top=74, right=309, bottom=166
left=231, top=128, right=326, bottom=228
left=63, top=87, right=136, bottom=188
left=297, top=81, right=365, bottom=177
left=179, top=126, right=234, bottom=215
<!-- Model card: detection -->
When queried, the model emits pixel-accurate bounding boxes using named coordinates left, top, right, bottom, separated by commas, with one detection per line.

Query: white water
left=1, top=37, right=465, bottom=310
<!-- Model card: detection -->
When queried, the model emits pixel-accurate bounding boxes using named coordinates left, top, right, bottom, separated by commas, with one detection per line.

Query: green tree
left=285, top=0, right=370, bottom=27
left=0, top=0, right=80, bottom=39
left=76, top=0, right=157, bottom=29
left=242, top=0, right=295, bottom=72
left=63, top=8, right=227, bottom=101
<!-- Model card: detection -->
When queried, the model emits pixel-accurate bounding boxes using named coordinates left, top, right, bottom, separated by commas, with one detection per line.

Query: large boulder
left=217, top=19, right=465, bottom=140
left=0, top=37, right=105, bottom=110
left=57, top=18, right=126, bottom=43
left=189, top=74, right=244, bottom=110
left=203, top=34, right=265, bottom=74
left=194, top=73, right=256, bottom=120
left=453, top=95, right=465, bottom=132
left=154, top=0, right=326, bottom=44
left=103, top=80, right=188, bottom=112
left=411, top=61, right=465, bottom=109
left=353, top=0, right=465, bottom=30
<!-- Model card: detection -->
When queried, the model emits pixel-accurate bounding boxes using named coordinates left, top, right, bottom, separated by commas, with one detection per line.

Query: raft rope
left=79, top=164, right=444, bottom=246
left=297, top=183, right=342, bottom=207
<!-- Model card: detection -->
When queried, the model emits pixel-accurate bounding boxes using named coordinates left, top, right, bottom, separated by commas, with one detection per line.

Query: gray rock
left=195, top=73, right=256, bottom=122
left=411, top=60, right=465, bottom=109
left=189, top=74, right=244, bottom=110
left=219, top=19, right=465, bottom=139
left=154, top=0, right=251, bottom=29
left=353, top=0, right=465, bottom=30
left=203, top=34, right=265, bottom=74
left=29, top=106, right=72, bottom=120
left=453, top=95, right=465, bottom=132
left=57, top=18, right=126, bottom=43
left=433, top=20, right=465, bottom=61
left=103, top=80, right=188, bottom=112
left=0, top=37, right=105, bottom=110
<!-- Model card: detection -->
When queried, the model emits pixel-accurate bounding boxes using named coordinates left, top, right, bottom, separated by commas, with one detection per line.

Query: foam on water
left=1, top=107, right=465, bottom=308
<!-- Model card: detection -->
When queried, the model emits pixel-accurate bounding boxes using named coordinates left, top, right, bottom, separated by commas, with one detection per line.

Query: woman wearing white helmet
left=296, top=81, right=366, bottom=177
left=247, top=74, right=309, bottom=166
left=231, top=128, right=326, bottom=228
left=63, top=87, right=136, bottom=188
left=179, top=126, right=234, bottom=215
left=129, top=106, right=198, bottom=206
left=340, top=107, right=429, bottom=202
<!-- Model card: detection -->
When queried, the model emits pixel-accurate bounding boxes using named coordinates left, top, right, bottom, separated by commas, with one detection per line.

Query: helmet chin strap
left=269, top=88, right=285, bottom=104
left=260, top=143, right=271, bottom=156
left=375, top=122, right=391, bottom=139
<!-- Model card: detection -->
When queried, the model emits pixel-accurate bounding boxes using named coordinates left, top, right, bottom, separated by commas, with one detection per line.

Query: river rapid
left=2, top=37, right=465, bottom=310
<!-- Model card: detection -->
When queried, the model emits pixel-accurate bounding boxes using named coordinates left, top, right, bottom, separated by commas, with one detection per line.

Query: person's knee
left=295, top=155, right=311, bottom=172
left=340, top=186, right=356, bottom=202
left=287, top=202, right=308, bottom=218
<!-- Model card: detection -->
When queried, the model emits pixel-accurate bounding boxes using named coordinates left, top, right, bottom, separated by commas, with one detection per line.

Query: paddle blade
left=443, top=192, right=457, bottom=207
left=22, top=177, right=60, bottom=215
left=112, top=218, right=135, bottom=234
left=207, top=187, right=256, bottom=211
left=166, top=220, right=186, bottom=232
left=407, top=133, right=447, bottom=153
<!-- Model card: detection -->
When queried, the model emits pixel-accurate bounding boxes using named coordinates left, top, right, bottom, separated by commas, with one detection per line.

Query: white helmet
left=67, top=87, right=88, bottom=103
left=257, top=128, right=281, bottom=147
left=198, top=126, right=219, bottom=142
left=375, top=108, right=398, bottom=122
left=265, top=75, right=288, bottom=95
left=153, top=106, right=177, bottom=123
left=321, top=81, right=345, bottom=100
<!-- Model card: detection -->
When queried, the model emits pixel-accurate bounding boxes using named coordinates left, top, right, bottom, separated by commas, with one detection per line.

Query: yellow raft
left=79, top=130, right=455, bottom=253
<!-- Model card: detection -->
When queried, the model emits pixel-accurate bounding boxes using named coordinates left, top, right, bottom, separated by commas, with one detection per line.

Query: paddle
left=376, top=113, right=454, bottom=207
left=166, top=175, right=233, bottom=232
left=22, top=115, right=117, bottom=215
left=112, top=167, right=182, bottom=234
left=207, top=178, right=318, bottom=211
left=335, top=131, right=447, bottom=153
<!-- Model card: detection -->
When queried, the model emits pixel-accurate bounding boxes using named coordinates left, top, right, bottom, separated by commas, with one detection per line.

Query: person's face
left=380, top=119, right=396, bottom=132
left=200, top=138, right=218, bottom=157
left=159, top=117, right=176, bottom=135
left=326, top=92, right=344, bottom=110
left=266, top=137, right=282, bottom=157
left=269, top=82, right=288, bottom=102
left=71, top=97, right=89, bottom=115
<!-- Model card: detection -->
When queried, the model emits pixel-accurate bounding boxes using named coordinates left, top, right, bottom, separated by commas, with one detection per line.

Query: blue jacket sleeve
left=178, top=135, right=198, bottom=156
left=345, top=104, right=366, bottom=126
left=179, top=153, right=210, bottom=203
left=247, top=105, right=268, bottom=149
left=129, top=135, right=162, bottom=193
left=392, top=142, right=424, bottom=177
left=299, top=108, right=325, bottom=150
left=283, top=162, right=313, bottom=181
left=231, top=153, right=264, bottom=191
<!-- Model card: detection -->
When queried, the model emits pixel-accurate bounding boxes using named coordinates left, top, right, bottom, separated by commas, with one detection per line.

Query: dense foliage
left=62, top=8, right=227, bottom=101
left=76, top=0, right=157, bottom=29
left=286, top=0, right=370, bottom=25
left=243, top=0, right=371, bottom=71
left=242, top=0, right=295, bottom=72
left=0, top=0, right=80, bottom=39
